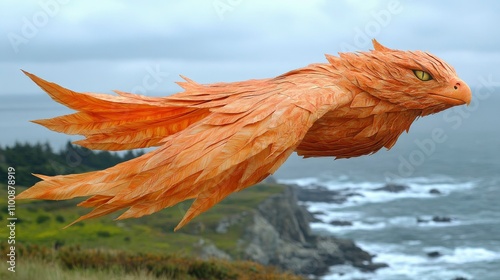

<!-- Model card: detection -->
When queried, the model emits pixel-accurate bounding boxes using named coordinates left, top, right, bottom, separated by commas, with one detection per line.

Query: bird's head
left=326, top=39, right=472, bottom=115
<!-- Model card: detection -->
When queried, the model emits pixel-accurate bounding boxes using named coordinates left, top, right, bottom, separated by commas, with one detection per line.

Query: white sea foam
left=311, top=220, right=386, bottom=233
left=395, top=175, right=457, bottom=185
left=280, top=176, right=478, bottom=209
left=322, top=244, right=500, bottom=280
left=308, top=209, right=362, bottom=223
left=327, top=243, right=500, bottom=280
left=324, top=263, right=472, bottom=280
left=284, top=176, right=495, bottom=279
left=321, top=242, right=480, bottom=280
left=312, top=215, right=470, bottom=234
left=436, top=247, right=500, bottom=264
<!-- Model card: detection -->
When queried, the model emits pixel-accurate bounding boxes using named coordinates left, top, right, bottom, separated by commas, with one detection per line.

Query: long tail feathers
left=18, top=71, right=224, bottom=228
left=23, top=71, right=210, bottom=150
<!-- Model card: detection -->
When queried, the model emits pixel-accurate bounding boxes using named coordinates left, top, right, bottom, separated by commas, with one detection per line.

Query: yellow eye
left=413, top=70, right=433, bottom=81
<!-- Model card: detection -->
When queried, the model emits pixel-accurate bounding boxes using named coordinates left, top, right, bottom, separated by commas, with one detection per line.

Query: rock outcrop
left=295, top=185, right=359, bottom=204
left=373, top=183, right=409, bottom=193
left=237, top=185, right=387, bottom=276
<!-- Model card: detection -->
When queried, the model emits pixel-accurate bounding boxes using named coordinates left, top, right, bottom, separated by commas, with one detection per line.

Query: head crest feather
left=372, top=39, right=392, bottom=52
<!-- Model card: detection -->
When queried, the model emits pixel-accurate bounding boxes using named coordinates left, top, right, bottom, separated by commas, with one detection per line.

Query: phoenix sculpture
left=17, top=40, right=472, bottom=230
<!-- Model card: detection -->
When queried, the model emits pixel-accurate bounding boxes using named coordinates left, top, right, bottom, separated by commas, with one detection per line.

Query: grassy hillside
left=1, top=183, right=299, bottom=279
left=0, top=142, right=303, bottom=278
left=1, top=183, right=285, bottom=255
left=0, top=243, right=302, bottom=280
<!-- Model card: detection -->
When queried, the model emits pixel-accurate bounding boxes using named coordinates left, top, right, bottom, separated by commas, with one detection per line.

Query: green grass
left=0, top=259, right=170, bottom=280
left=0, top=183, right=285, bottom=256
left=0, top=183, right=301, bottom=279
left=0, top=246, right=304, bottom=280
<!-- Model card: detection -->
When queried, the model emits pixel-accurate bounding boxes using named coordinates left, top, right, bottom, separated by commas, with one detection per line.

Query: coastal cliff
left=210, top=184, right=387, bottom=276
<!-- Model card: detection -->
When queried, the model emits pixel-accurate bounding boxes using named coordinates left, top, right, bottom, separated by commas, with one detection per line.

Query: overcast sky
left=1, top=0, right=499, bottom=96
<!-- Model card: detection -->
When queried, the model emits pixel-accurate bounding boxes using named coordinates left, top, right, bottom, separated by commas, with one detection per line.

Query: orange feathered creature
left=17, top=40, right=472, bottom=230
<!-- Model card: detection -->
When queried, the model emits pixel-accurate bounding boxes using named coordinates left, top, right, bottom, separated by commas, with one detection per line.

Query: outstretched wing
left=23, top=71, right=212, bottom=150
left=18, top=73, right=351, bottom=230
left=114, top=76, right=350, bottom=230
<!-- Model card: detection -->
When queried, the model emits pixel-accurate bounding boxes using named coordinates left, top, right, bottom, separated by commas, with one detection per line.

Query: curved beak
left=430, top=79, right=472, bottom=106
left=453, top=79, right=472, bottom=105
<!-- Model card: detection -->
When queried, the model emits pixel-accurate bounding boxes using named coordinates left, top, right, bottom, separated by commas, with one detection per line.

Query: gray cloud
left=1, top=0, right=499, bottom=95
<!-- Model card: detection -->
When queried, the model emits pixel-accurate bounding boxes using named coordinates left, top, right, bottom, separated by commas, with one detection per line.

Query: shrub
left=55, top=215, right=65, bottom=223
left=188, top=261, right=236, bottom=280
left=36, top=214, right=51, bottom=224
left=96, top=230, right=111, bottom=238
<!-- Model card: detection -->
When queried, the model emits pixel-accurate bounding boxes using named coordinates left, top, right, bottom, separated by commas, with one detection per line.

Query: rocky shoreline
left=241, top=181, right=458, bottom=277
left=216, top=184, right=389, bottom=277
left=295, top=182, right=455, bottom=226
left=258, top=186, right=388, bottom=275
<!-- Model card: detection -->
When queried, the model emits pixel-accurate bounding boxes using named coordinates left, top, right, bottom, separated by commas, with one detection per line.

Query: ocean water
left=0, top=93, right=80, bottom=149
left=1, top=88, right=500, bottom=279
left=274, top=87, right=500, bottom=279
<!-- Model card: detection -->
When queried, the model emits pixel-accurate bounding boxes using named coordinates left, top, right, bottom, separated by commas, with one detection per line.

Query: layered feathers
left=17, top=40, right=471, bottom=230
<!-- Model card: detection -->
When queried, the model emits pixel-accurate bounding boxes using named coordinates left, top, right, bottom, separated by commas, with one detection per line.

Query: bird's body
left=17, top=40, right=471, bottom=230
